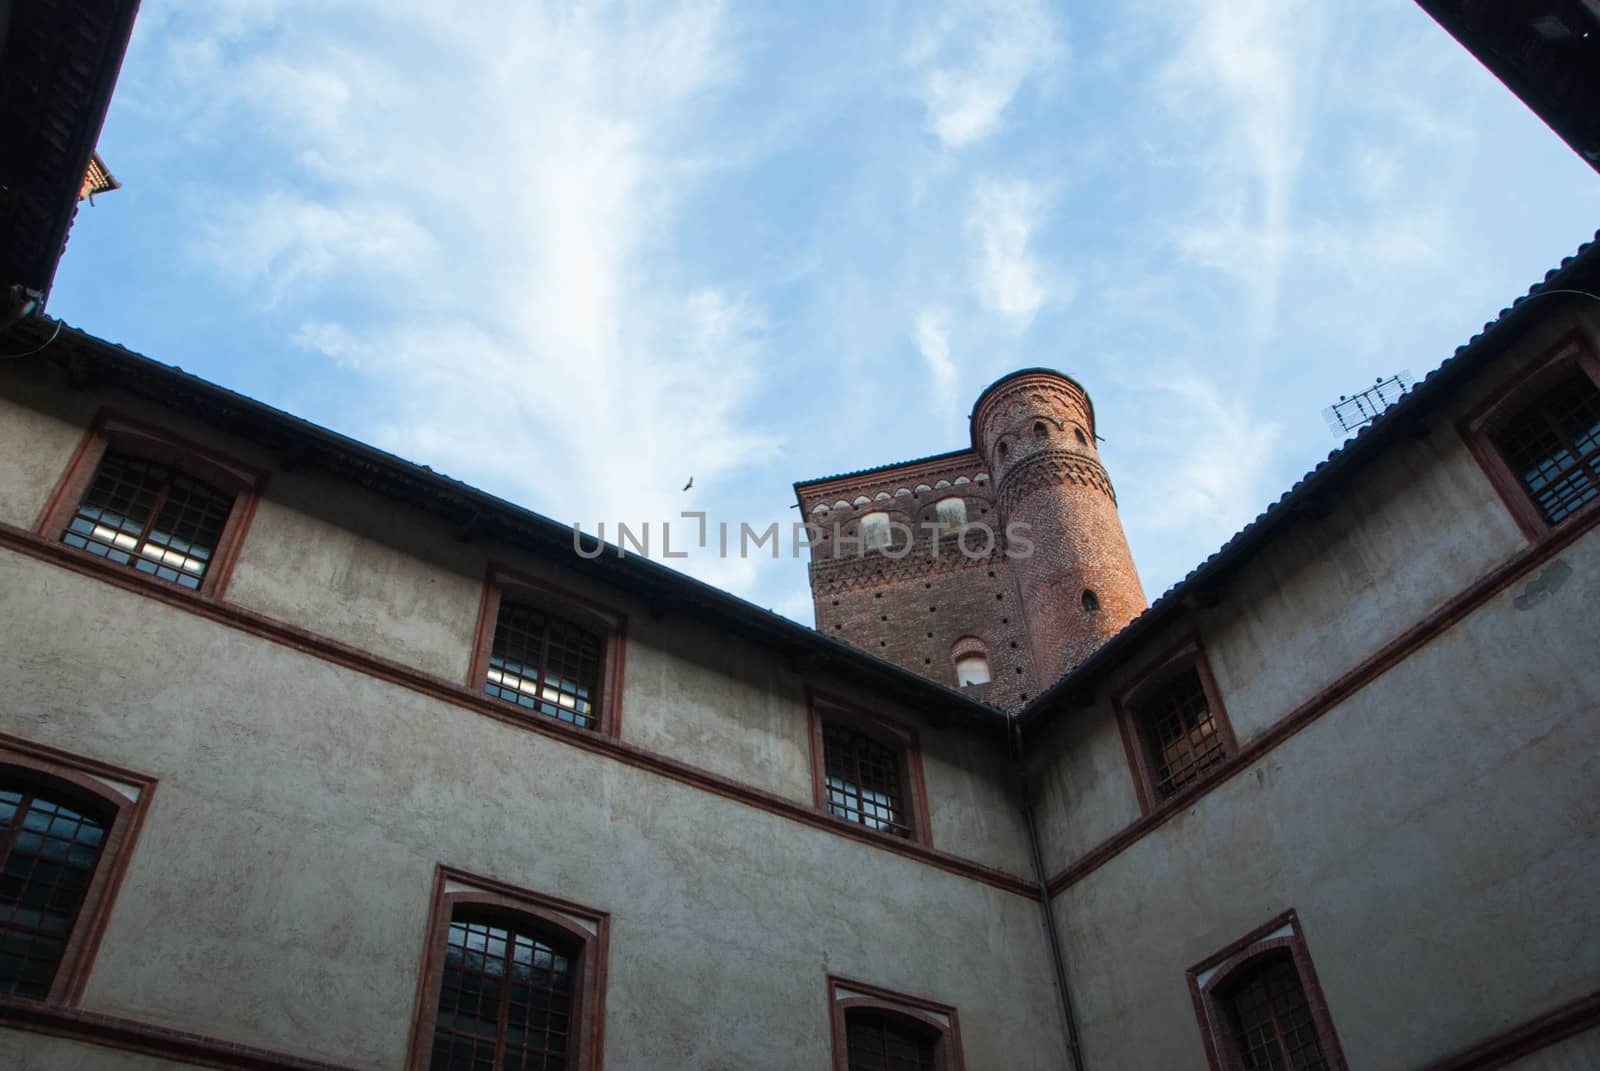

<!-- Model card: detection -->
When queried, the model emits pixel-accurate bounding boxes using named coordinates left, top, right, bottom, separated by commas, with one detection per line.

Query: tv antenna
left=1323, top=373, right=1412, bottom=437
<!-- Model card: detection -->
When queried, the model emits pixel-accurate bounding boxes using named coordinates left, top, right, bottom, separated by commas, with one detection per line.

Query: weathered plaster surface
left=0, top=551, right=1066, bottom=1070
left=1050, top=530, right=1600, bottom=1069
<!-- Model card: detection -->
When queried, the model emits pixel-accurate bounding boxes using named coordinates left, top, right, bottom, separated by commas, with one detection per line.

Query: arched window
left=828, top=976, right=964, bottom=1071
left=1082, top=589, right=1100, bottom=612
left=1113, top=643, right=1237, bottom=814
left=430, top=913, right=579, bottom=1069
left=859, top=511, right=892, bottom=551
left=949, top=636, right=991, bottom=687
left=411, top=868, right=608, bottom=1071
left=1187, top=911, right=1347, bottom=1071
left=846, top=1009, right=939, bottom=1070
left=0, top=745, right=153, bottom=1006
left=1033, top=421, right=1048, bottom=440
left=933, top=497, right=965, bottom=534
left=0, top=786, right=111, bottom=999
left=997, top=442, right=1008, bottom=460
left=1074, top=427, right=1088, bottom=446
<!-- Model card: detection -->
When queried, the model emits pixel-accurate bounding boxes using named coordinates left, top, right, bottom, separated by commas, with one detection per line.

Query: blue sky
left=52, top=0, right=1600, bottom=624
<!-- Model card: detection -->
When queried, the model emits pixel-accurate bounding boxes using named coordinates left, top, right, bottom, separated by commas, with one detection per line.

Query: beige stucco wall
left=0, top=545, right=1063, bottom=1068
left=1030, top=302, right=1600, bottom=879
left=0, top=1030, right=202, bottom=1070
left=1501, top=1024, right=1600, bottom=1070
left=1049, top=535, right=1600, bottom=1067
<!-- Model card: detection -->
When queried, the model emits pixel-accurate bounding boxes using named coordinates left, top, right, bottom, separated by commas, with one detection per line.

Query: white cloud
left=906, top=0, right=1063, bottom=149
left=965, top=177, right=1060, bottom=324
left=1152, top=0, right=1326, bottom=342
left=913, top=307, right=958, bottom=411
left=167, top=0, right=784, bottom=585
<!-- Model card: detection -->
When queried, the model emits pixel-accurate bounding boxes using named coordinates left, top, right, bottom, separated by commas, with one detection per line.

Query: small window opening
left=1033, top=421, right=1048, bottom=440
left=934, top=497, right=965, bottom=533
left=860, top=511, right=892, bottom=550
left=1082, top=589, right=1100, bottom=612
left=1074, top=427, right=1088, bottom=445
left=954, top=654, right=991, bottom=686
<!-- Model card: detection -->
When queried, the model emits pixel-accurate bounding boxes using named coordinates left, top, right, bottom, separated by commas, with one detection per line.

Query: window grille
left=486, top=602, right=603, bottom=729
left=1139, top=670, right=1225, bottom=797
left=1226, top=953, right=1329, bottom=1071
left=430, top=915, right=575, bottom=1071
left=60, top=451, right=234, bottom=589
left=845, top=1011, right=937, bottom=1071
left=0, top=788, right=109, bottom=998
left=1492, top=371, right=1600, bottom=525
left=822, top=724, right=911, bottom=838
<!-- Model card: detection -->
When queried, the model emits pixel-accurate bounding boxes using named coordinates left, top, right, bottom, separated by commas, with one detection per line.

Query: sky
left=51, top=0, right=1600, bottom=625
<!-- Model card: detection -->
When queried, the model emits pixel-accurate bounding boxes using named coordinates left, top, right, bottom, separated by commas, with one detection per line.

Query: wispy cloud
left=913, top=307, right=959, bottom=416
left=906, top=0, right=1063, bottom=149
left=964, top=177, right=1061, bottom=324
left=167, top=0, right=783, bottom=584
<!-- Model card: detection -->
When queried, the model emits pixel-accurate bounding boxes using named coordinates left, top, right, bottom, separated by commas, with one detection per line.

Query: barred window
left=0, top=786, right=111, bottom=999
left=846, top=1010, right=938, bottom=1071
left=1138, top=669, right=1225, bottom=799
left=1224, top=952, right=1330, bottom=1071
left=1491, top=370, right=1600, bottom=526
left=60, top=450, right=235, bottom=590
left=486, top=602, right=603, bottom=729
left=430, top=913, right=576, bottom=1071
left=822, top=724, right=910, bottom=838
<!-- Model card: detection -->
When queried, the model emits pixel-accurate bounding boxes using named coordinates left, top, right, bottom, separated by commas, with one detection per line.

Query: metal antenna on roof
left=1322, top=372, right=1412, bottom=438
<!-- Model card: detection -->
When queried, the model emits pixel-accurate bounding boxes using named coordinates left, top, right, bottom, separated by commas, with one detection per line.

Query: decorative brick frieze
left=996, top=449, right=1117, bottom=511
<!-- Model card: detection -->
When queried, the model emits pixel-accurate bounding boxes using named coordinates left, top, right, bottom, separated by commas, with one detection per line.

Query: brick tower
left=795, top=368, right=1145, bottom=709
left=970, top=369, right=1146, bottom=685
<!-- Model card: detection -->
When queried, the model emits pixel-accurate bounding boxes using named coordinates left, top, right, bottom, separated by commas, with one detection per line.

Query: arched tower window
left=933, top=497, right=966, bottom=533
left=950, top=636, right=991, bottom=686
left=1033, top=421, right=1048, bottom=440
left=997, top=442, right=1008, bottom=461
left=859, top=511, right=892, bottom=550
left=1082, top=589, right=1100, bottom=612
left=1074, top=427, right=1088, bottom=445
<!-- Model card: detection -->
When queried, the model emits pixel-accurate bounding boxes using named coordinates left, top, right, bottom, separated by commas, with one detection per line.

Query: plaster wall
left=0, top=1030, right=200, bottom=1070
left=0, top=549, right=1066, bottom=1069
left=1049, top=526, right=1600, bottom=1069
left=1028, top=304, right=1600, bottom=877
left=0, top=364, right=1033, bottom=877
left=1499, top=1024, right=1600, bottom=1070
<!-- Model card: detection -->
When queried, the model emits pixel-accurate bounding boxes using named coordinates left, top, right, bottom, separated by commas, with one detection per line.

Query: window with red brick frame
left=1113, top=639, right=1238, bottom=816
left=1460, top=332, right=1600, bottom=541
left=827, top=975, right=965, bottom=1071
left=36, top=413, right=263, bottom=598
left=808, top=692, right=933, bottom=847
left=469, top=566, right=627, bottom=736
left=1187, top=910, right=1348, bottom=1071
left=407, top=866, right=609, bottom=1071
left=0, top=733, right=156, bottom=1007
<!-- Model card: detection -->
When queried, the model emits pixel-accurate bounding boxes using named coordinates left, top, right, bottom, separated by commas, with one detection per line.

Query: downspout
left=1009, top=719, right=1086, bottom=1071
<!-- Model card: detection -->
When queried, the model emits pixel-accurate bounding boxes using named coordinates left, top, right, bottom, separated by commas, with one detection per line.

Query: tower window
left=1114, top=643, right=1237, bottom=814
left=1033, top=421, right=1048, bottom=440
left=860, top=511, right=892, bottom=550
left=933, top=497, right=965, bottom=533
left=1074, top=428, right=1088, bottom=445
left=1082, top=589, right=1100, bottom=612
left=997, top=442, right=1008, bottom=460
left=954, top=655, right=990, bottom=686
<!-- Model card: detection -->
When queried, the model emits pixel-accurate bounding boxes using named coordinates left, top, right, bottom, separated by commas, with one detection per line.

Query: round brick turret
left=970, top=368, right=1146, bottom=684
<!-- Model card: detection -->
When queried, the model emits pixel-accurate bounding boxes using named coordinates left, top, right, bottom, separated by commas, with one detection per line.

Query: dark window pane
left=1493, top=372, right=1600, bottom=525
left=60, top=451, right=234, bottom=588
left=1227, top=953, right=1329, bottom=1071
left=431, top=915, right=575, bottom=1071
left=1139, top=669, right=1225, bottom=797
left=485, top=601, right=603, bottom=730
left=845, top=1010, right=938, bottom=1071
left=0, top=788, right=109, bottom=998
left=822, top=724, right=911, bottom=838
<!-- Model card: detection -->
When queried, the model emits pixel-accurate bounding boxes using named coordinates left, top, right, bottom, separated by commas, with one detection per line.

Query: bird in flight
left=682, top=476, right=694, bottom=491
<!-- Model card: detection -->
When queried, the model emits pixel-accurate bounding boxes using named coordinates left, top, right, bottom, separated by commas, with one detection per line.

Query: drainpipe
left=1010, top=719, right=1086, bottom=1071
